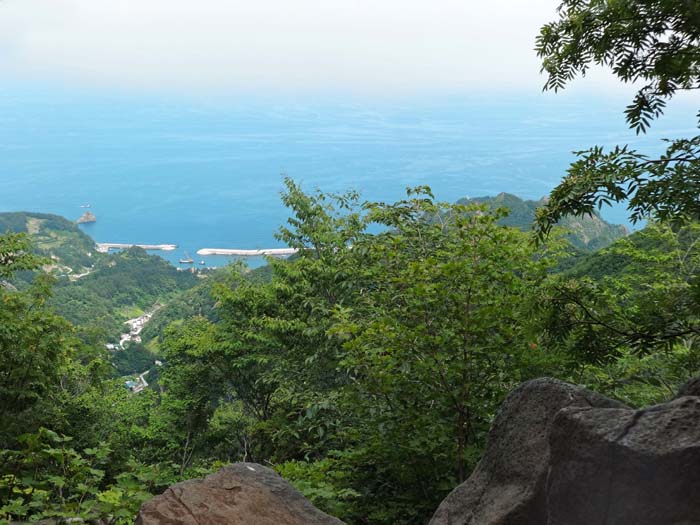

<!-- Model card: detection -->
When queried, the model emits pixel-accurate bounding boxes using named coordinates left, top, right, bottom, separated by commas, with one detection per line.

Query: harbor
left=94, top=242, right=296, bottom=268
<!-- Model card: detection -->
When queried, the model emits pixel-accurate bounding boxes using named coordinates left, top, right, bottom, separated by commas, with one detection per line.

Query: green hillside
left=0, top=212, right=201, bottom=341
left=562, top=222, right=698, bottom=282
left=0, top=212, right=97, bottom=272
left=460, top=193, right=628, bottom=251
left=50, top=246, right=200, bottom=340
left=140, top=261, right=273, bottom=350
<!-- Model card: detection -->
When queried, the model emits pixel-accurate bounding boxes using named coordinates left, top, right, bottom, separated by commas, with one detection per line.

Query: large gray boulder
left=431, top=377, right=700, bottom=525
left=429, top=378, right=627, bottom=525
left=546, top=396, right=700, bottom=524
left=136, top=462, right=344, bottom=525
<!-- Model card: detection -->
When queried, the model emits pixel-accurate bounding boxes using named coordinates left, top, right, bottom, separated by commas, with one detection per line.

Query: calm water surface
left=0, top=89, right=695, bottom=267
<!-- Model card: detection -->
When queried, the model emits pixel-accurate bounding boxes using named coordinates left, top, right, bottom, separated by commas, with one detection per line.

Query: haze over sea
left=0, top=86, right=696, bottom=267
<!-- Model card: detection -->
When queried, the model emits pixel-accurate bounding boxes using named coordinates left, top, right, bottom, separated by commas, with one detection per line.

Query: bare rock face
left=430, top=377, right=700, bottom=525
left=429, top=378, right=628, bottom=525
left=136, top=462, right=344, bottom=525
left=546, top=396, right=700, bottom=525
left=677, top=376, right=700, bottom=398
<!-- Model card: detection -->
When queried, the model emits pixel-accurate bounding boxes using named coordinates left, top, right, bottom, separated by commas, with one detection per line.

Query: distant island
left=77, top=211, right=96, bottom=224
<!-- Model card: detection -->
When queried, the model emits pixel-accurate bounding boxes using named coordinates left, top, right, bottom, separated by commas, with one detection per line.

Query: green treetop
left=535, top=0, right=700, bottom=236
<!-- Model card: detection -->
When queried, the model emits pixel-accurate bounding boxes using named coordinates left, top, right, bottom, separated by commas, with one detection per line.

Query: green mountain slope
left=560, top=222, right=696, bottom=282
left=459, top=193, right=628, bottom=251
left=0, top=211, right=97, bottom=272
left=0, top=211, right=201, bottom=341
left=140, top=262, right=273, bottom=349
left=50, top=246, right=200, bottom=340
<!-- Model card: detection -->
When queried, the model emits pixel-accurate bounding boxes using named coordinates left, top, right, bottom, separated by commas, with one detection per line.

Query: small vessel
left=179, top=251, right=194, bottom=264
left=80, top=204, right=91, bottom=208
left=199, top=260, right=206, bottom=265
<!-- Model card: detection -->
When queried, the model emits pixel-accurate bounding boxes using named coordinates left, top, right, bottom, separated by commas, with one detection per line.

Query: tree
left=327, top=190, right=562, bottom=523
left=206, top=180, right=366, bottom=463
left=151, top=182, right=565, bottom=524
left=0, top=234, right=151, bottom=522
left=537, top=222, right=700, bottom=387
left=534, top=0, right=700, bottom=237
left=0, top=233, right=73, bottom=442
left=0, top=232, right=43, bottom=278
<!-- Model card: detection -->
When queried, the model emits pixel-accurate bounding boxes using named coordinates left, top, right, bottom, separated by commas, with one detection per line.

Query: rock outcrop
left=76, top=211, right=96, bottom=224
left=430, top=378, right=627, bottom=524
left=546, top=396, right=700, bottom=524
left=677, top=376, right=700, bottom=398
left=136, top=462, right=344, bottom=525
left=430, top=377, right=700, bottom=525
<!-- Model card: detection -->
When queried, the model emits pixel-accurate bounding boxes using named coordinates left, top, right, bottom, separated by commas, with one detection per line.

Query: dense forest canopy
left=2, top=180, right=699, bottom=523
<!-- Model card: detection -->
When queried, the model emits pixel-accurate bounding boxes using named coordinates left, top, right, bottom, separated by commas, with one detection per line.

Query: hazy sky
left=0, top=0, right=615, bottom=96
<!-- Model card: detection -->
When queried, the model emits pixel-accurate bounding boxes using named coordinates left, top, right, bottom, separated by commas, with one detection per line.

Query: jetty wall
left=196, top=248, right=298, bottom=257
left=96, top=243, right=177, bottom=253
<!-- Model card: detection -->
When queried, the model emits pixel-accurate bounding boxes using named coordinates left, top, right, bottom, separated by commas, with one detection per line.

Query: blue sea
left=0, top=87, right=696, bottom=267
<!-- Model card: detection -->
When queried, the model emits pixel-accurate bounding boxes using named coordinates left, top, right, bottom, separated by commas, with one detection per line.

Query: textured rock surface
left=547, top=396, right=700, bottom=525
left=430, top=377, right=700, bottom=525
left=430, top=378, right=627, bottom=525
left=677, top=376, right=700, bottom=398
left=136, top=462, right=344, bottom=525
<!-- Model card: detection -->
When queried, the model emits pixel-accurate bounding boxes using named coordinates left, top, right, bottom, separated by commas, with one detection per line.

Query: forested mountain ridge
left=459, top=193, right=628, bottom=251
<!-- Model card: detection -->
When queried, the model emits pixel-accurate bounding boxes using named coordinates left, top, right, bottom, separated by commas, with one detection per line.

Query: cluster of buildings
left=115, top=307, right=160, bottom=349
left=125, top=371, right=150, bottom=393
left=102, top=307, right=165, bottom=394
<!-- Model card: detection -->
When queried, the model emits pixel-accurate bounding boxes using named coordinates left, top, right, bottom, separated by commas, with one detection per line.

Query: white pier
left=96, top=243, right=177, bottom=253
left=196, top=247, right=298, bottom=257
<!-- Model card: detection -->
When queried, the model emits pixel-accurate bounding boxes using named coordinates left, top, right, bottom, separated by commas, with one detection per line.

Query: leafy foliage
left=537, top=0, right=700, bottom=133
left=538, top=222, right=700, bottom=370
left=535, top=0, right=700, bottom=238
left=535, top=136, right=700, bottom=239
left=4, top=176, right=700, bottom=523
left=0, top=235, right=94, bottom=444
left=0, top=428, right=187, bottom=525
left=112, top=344, right=159, bottom=377
left=0, top=232, right=44, bottom=279
left=150, top=181, right=570, bottom=523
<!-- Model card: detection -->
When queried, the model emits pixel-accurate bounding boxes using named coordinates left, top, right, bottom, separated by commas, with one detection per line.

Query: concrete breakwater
left=96, top=243, right=177, bottom=253
left=196, top=247, right=298, bottom=257
left=95, top=243, right=296, bottom=258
